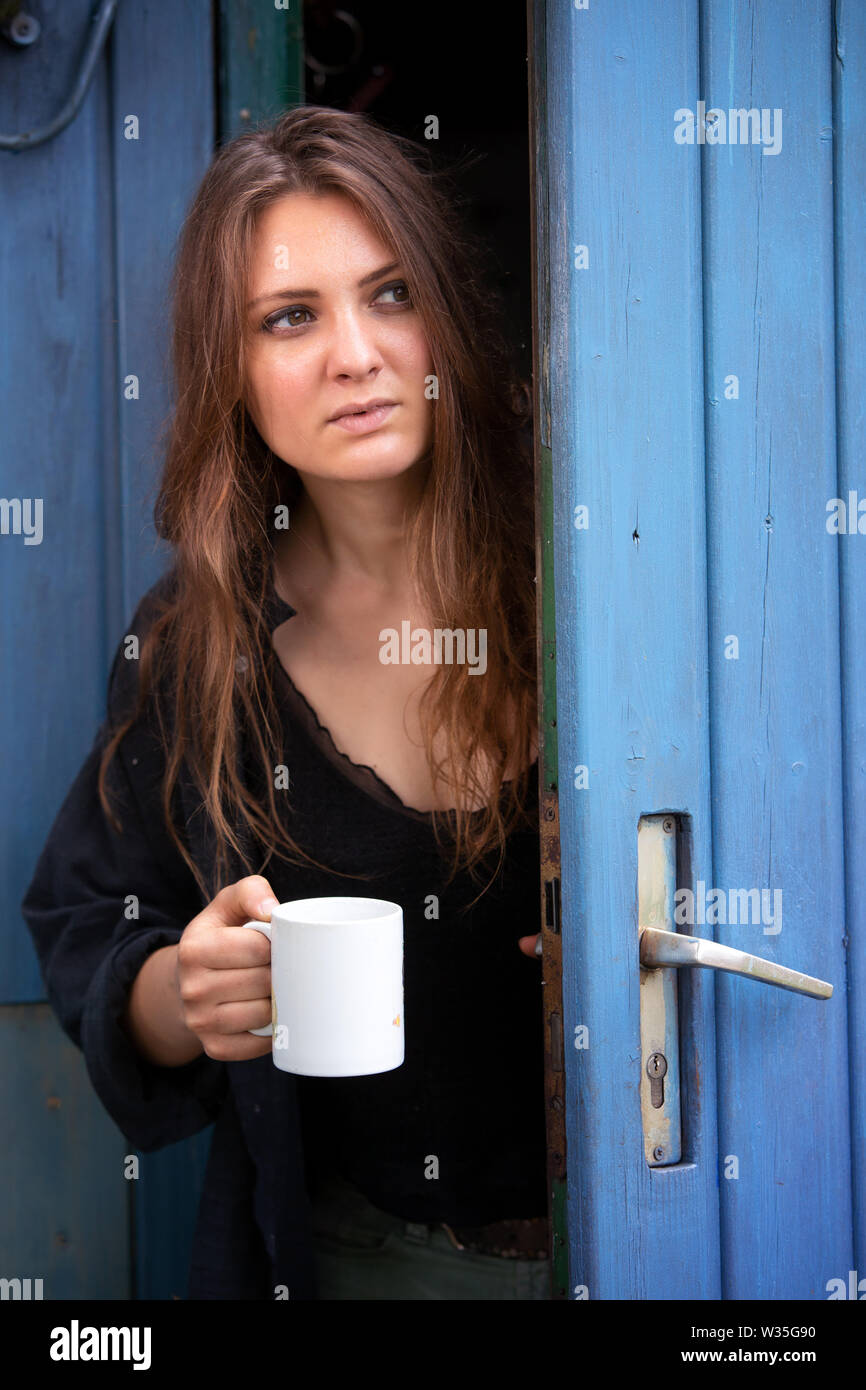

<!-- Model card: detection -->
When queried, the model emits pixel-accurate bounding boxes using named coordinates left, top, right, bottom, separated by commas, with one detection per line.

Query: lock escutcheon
left=646, top=1051, right=667, bottom=1108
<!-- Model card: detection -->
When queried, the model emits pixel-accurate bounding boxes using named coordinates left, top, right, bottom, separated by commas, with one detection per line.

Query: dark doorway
left=302, top=0, right=532, bottom=382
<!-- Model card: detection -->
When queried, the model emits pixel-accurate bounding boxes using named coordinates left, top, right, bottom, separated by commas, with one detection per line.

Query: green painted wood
left=0, top=1005, right=130, bottom=1299
left=218, top=0, right=305, bottom=142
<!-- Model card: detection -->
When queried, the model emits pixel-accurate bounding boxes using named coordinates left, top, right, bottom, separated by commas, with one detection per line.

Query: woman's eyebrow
left=246, top=261, right=401, bottom=310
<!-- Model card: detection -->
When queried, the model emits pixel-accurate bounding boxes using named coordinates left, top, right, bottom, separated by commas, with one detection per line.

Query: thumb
left=518, top=933, right=542, bottom=959
left=205, top=875, right=280, bottom=929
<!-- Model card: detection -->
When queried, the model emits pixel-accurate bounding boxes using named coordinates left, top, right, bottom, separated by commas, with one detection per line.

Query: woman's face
left=243, top=191, right=435, bottom=485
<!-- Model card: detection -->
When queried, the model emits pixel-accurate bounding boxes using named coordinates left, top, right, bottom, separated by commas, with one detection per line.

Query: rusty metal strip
left=528, top=0, right=567, bottom=1299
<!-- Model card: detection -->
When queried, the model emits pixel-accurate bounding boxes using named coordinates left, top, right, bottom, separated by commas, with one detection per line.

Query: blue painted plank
left=702, top=0, right=851, bottom=1299
left=1, top=0, right=117, bottom=1004
left=107, top=0, right=216, bottom=1302
left=130, top=1130, right=214, bottom=1301
left=545, top=0, right=720, bottom=1299
left=108, top=2, right=214, bottom=639
left=0, top=1005, right=130, bottom=1298
left=3, top=0, right=218, bottom=1300
left=832, top=0, right=866, bottom=1283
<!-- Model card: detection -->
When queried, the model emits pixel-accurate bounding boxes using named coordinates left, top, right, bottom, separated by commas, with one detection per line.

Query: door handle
left=639, top=926, right=833, bottom=999
left=637, top=814, right=834, bottom=1167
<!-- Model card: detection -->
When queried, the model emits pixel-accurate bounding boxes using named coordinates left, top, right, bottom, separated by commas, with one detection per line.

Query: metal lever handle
left=0, top=0, right=119, bottom=151
left=639, top=926, right=833, bottom=1000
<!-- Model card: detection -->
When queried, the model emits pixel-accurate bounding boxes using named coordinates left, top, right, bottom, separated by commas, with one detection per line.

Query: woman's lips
left=328, top=403, right=397, bottom=434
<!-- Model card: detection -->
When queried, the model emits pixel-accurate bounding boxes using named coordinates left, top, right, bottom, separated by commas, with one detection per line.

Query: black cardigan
left=20, top=566, right=546, bottom=1300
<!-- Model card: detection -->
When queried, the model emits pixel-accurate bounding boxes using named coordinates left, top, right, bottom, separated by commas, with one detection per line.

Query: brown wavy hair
left=98, top=104, right=538, bottom=905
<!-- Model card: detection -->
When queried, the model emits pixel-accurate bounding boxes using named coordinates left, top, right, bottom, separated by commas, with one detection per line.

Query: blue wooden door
left=2, top=0, right=213, bottom=1300
left=533, top=0, right=864, bottom=1299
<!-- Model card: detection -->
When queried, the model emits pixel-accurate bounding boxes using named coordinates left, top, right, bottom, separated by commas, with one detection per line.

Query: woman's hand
left=175, top=874, right=279, bottom=1061
left=175, top=876, right=540, bottom=1063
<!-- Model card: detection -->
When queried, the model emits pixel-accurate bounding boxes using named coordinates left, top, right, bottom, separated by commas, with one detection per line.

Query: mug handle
left=241, top=920, right=273, bottom=1037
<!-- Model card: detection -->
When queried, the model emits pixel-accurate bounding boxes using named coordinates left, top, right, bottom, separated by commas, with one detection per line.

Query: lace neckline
left=262, top=560, right=538, bottom=825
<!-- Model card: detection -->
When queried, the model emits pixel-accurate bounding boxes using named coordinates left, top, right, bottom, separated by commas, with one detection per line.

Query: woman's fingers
left=518, top=933, right=541, bottom=958
left=199, top=874, right=280, bottom=930
left=175, top=876, right=279, bottom=1058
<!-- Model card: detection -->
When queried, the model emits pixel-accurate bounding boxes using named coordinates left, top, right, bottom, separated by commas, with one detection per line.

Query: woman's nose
left=327, top=310, right=383, bottom=375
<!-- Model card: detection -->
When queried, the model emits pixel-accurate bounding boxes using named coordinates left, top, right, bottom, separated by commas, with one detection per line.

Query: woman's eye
left=375, top=281, right=411, bottom=306
left=261, top=282, right=411, bottom=334
left=263, top=306, right=312, bottom=333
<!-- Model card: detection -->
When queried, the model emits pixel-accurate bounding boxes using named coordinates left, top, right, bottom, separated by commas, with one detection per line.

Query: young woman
left=22, top=105, right=549, bottom=1300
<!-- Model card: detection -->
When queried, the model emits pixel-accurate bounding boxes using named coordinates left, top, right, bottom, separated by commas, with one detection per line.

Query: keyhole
left=646, top=1051, right=667, bottom=1109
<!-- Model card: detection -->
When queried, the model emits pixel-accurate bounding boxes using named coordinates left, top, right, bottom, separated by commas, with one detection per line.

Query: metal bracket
left=638, top=815, right=682, bottom=1166
left=0, top=0, right=119, bottom=151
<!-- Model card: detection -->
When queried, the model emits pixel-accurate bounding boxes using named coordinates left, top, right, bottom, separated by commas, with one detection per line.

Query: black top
left=20, top=564, right=547, bottom=1300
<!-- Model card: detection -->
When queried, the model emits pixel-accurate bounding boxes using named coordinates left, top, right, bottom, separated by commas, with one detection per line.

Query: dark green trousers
left=310, top=1170, right=551, bottom=1301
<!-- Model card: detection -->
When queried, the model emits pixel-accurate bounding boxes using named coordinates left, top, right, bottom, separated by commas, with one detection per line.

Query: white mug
left=241, top=896, right=404, bottom=1076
